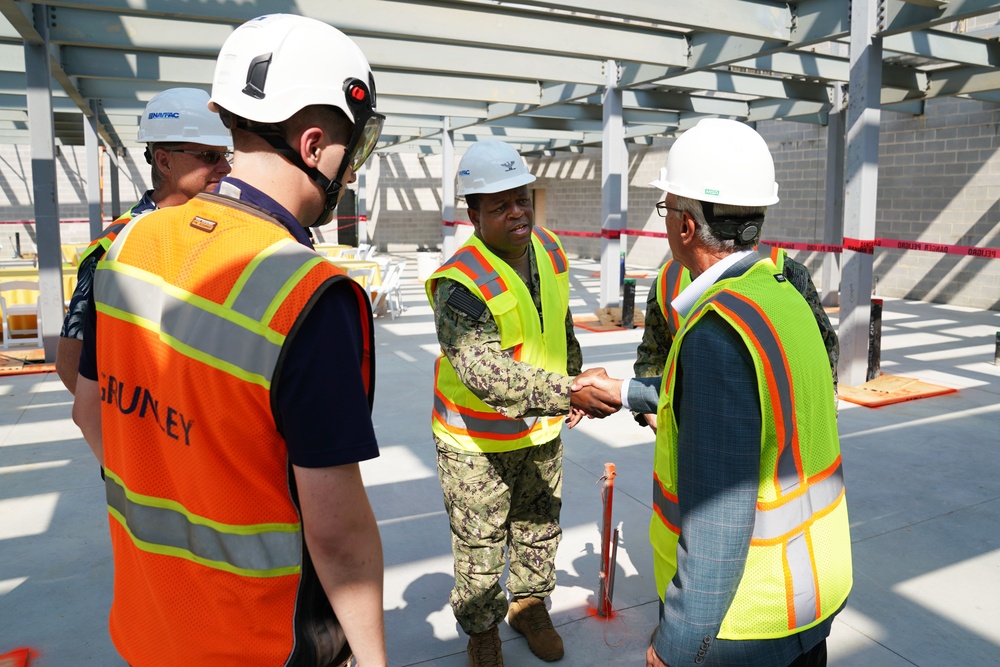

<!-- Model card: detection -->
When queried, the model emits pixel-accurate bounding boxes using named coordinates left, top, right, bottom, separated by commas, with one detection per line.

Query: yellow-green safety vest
left=651, top=256, right=851, bottom=640
left=426, top=227, right=569, bottom=453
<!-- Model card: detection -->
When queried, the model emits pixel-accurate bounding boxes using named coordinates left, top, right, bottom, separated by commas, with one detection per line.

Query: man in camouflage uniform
left=427, top=140, right=613, bottom=667
left=633, top=250, right=838, bottom=429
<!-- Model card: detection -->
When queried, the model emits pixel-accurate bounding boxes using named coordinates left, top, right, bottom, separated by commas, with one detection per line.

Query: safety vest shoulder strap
left=79, top=221, right=129, bottom=265
left=435, top=244, right=510, bottom=302
left=657, top=260, right=689, bottom=335
left=532, top=226, right=568, bottom=275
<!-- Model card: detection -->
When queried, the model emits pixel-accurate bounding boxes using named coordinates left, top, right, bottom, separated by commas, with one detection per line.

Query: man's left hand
left=645, top=644, right=669, bottom=667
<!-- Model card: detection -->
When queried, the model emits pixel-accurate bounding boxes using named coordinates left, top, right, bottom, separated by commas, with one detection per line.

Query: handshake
left=566, top=368, right=623, bottom=428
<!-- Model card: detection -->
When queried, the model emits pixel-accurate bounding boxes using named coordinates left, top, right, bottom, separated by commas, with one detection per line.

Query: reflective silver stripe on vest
left=443, top=248, right=506, bottom=299
left=693, top=290, right=799, bottom=493
left=652, top=477, right=680, bottom=532
left=230, top=241, right=319, bottom=321
left=96, top=269, right=282, bottom=382
left=535, top=228, right=567, bottom=274
left=106, top=474, right=301, bottom=574
left=786, top=533, right=818, bottom=627
left=661, top=261, right=684, bottom=336
left=752, top=465, right=844, bottom=541
left=434, top=392, right=538, bottom=436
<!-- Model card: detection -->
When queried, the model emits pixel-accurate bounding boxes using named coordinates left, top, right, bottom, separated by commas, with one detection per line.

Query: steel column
left=357, top=164, right=367, bottom=245
left=24, top=4, right=63, bottom=362
left=107, top=146, right=121, bottom=220
left=821, top=83, right=845, bottom=308
left=839, top=0, right=883, bottom=387
left=441, top=117, right=457, bottom=260
left=599, top=60, right=626, bottom=308
left=85, top=98, right=102, bottom=239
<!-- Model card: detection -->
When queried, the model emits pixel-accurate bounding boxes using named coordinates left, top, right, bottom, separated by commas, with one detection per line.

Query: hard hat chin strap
left=702, top=202, right=763, bottom=245
left=238, top=119, right=345, bottom=228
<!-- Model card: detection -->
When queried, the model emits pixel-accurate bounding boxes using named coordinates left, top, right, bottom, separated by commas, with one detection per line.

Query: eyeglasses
left=655, top=202, right=684, bottom=218
left=166, top=149, right=233, bottom=165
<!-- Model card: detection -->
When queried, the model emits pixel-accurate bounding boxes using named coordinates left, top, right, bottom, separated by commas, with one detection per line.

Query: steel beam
left=822, top=84, right=845, bottom=308
left=599, top=60, right=626, bottom=309
left=441, top=117, right=457, bottom=260
left=24, top=4, right=63, bottom=361
left=839, top=0, right=883, bottom=387
left=84, top=98, right=101, bottom=238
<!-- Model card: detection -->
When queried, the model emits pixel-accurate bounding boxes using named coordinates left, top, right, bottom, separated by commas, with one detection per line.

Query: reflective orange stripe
left=658, top=261, right=686, bottom=335
left=652, top=472, right=680, bottom=534
left=438, top=245, right=509, bottom=300
left=534, top=226, right=568, bottom=274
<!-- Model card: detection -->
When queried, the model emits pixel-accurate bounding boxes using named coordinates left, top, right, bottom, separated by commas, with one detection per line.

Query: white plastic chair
left=347, top=266, right=378, bottom=300
left=370, top=260, right=406, bottom=319
left=0, top=280, right=42, bottom=349
left=338, top=248, right=361, bottom=260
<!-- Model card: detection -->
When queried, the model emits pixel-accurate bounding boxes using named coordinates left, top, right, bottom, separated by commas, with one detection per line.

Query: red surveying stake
left=597, top=462, right=618, bottom=617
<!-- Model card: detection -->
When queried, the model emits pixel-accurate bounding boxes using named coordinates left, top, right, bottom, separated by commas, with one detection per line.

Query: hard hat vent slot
left=242, top=53, right=272, bottom=100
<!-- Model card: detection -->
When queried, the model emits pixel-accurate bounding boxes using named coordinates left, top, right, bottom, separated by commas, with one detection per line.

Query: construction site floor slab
left=2, top=254, right=999, bottom=666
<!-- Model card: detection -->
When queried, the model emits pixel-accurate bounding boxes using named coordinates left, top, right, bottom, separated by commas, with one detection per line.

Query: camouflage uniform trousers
left=434, top=434, right=563, bottom=635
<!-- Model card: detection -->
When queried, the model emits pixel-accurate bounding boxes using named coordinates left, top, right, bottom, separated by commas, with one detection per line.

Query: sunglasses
left=167, top=149, right=233, bottom=165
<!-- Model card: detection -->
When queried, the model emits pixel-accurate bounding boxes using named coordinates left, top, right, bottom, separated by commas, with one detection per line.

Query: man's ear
left=678, top=211, right=697, bottom=245
left=153, top=147, right=171, bottom=176
left=467, top=207, right=480, bottom=229
left=298, top=126, right=325, bottom=168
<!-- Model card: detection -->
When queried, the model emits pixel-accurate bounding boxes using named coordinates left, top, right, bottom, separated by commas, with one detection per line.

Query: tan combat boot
left=507, top=596, right=564, bottom=661
left=467, top=625, right=504, bottom=667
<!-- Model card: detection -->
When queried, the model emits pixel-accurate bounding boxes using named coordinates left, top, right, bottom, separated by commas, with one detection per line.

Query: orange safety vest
left=426, top=227, right=569, bottom=452
left=94, top=192, right=373, bottom=666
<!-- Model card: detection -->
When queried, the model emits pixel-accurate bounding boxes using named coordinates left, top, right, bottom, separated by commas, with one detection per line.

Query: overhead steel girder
left=373, top=70, right=541, bottom=106
left=444, top=0, right=794, bottom=42
left=59, top=45, right=217, bottom=84
left=0, top=41, right=24, bottom=70
left=882, top=0, right=1000, bottom=34
left=0, top=0, right=119, bottom=147
left=733, top=51, right=850, bottom=81
left=883, top=29, right=1000, bottom=67
left=748, top=98, right=830, bottom=122
left=38, top=2, right=690, bottom=69
left=622, top=89, right=750, bottom=118
left=356, top=37, right=604, bottom=86
left=377, top=96, right=489, bottom=119
left=77, top=78, right=208, bottom=101
left=647, top=68, right=833, bottom=103
left=522, top=103, right=681, bottom=127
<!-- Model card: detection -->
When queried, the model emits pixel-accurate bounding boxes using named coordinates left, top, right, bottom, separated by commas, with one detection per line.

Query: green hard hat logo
left=705, top=188, right=720, bottom=196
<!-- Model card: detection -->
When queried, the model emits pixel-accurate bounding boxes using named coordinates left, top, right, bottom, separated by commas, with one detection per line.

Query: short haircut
left=217, top=105, right=352, bottom=151
left=676, top=196, right=766, bottom=252
left=464, top=193, right=481, bottom=212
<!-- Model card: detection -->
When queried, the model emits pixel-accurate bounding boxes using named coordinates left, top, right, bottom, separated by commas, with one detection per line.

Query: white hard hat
left=137, top=88, right=231, bottom=146
left=209, top=14, right=385, bottom=224
left=210, top=14, right=378, bottom=128
left=457, top=140, right=536, bottom=197
left=650, top=118, right=779, bottom=207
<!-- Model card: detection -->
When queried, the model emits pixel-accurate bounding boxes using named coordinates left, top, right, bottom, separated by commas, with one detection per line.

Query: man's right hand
left=570, top=368, right=623, bottom=418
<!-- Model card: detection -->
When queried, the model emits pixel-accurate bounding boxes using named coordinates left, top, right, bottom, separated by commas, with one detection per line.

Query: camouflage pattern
left=633, top=254, right=839, bottom=392
left=435, top=436, right=563, bottom=634
left=431, top=243, right=580, bottom=634
left=432, top=245, right=583, bottom=418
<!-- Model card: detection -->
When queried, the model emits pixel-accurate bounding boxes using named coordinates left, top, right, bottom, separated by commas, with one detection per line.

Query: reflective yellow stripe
left=105, top=469, right=301, bottom=578
left=227, top=239, right=325, bottom=325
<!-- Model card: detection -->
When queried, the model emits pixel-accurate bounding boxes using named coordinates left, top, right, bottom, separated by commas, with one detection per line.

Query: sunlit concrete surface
left=1, top=253, right=998, bottom=666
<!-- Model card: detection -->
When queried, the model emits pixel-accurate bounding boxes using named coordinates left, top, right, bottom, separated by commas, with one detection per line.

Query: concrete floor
left=2, top=253, right=999, bottom=666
